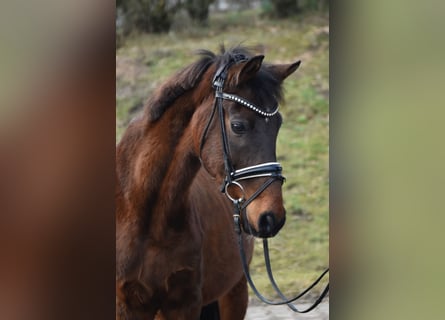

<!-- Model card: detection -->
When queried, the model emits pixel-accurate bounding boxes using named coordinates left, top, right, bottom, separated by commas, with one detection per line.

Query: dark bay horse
left=116, top=46, right=300, bottom=319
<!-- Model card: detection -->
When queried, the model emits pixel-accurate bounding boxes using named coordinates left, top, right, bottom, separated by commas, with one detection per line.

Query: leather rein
left=200, top=57, right=329, bottom=312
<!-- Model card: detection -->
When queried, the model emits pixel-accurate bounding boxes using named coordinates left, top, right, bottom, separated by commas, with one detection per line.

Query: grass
left=116, top=9, right=329, bottom=300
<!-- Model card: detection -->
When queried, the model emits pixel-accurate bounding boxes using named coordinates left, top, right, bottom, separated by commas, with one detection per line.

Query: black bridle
left=200, top=58, right=329, bottom=313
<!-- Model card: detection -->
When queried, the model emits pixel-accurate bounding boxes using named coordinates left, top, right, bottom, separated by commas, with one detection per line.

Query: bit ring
left=224, top=181, right=245, bottom=203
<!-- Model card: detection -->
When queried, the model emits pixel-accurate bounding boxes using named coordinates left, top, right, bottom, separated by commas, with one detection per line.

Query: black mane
left=145, top=45, right=284, bottom=122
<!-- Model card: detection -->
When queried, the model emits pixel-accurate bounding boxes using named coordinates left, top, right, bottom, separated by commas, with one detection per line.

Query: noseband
left=200, top=57, right=329, bottom=313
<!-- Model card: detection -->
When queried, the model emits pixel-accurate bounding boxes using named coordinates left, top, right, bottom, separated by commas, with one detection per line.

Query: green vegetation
left=116, top=9, right=329, bottom=300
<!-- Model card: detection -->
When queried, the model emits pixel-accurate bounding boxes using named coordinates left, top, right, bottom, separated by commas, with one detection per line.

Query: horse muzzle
left=241, top=210, right=286, bottom=238
left=224, top=162, right=286, bottom=238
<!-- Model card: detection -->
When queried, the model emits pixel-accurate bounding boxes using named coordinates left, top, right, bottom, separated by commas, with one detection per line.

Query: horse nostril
left=258, top=212, right=276, bottom=236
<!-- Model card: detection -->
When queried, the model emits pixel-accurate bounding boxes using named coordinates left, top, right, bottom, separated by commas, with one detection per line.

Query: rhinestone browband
left=215, top=92, right=279, bottom=118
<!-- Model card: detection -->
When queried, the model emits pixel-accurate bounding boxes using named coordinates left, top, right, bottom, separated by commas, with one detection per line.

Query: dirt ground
left=245, top=300, right=329, bottom=319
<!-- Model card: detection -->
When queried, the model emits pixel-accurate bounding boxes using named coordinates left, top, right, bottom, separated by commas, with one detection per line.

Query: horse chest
left=142, top=235, right=203, bottom=288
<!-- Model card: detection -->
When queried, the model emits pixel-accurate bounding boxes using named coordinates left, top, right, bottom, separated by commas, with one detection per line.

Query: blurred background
left=3, top=1, right=444, bottom=319
left=116, top=0, right=329, bottom=305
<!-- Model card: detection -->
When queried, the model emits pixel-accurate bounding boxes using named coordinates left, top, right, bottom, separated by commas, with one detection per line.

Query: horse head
left=193, top=47, right=301, bottom=238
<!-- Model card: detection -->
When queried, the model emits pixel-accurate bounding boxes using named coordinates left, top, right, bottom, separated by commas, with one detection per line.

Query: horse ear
left=268, top=60, right=301, bottom=82
left=229, top=55, right=264, bottom=87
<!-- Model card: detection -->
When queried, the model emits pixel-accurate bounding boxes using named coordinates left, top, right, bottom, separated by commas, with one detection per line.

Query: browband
left=215, top=92, right=279, bottom=118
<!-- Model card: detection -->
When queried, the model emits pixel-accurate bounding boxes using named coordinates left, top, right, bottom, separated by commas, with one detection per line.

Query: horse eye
left=231, top=121, right=247, bottom=134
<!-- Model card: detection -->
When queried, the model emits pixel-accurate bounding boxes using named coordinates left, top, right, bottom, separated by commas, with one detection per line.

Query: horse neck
left=148, top=123, right=201, bottom=239
left=116, top=88, right=210, bottom=239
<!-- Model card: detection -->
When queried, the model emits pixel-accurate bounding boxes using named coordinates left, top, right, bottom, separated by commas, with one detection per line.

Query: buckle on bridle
left=212, top=64, right=229, bottom=89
